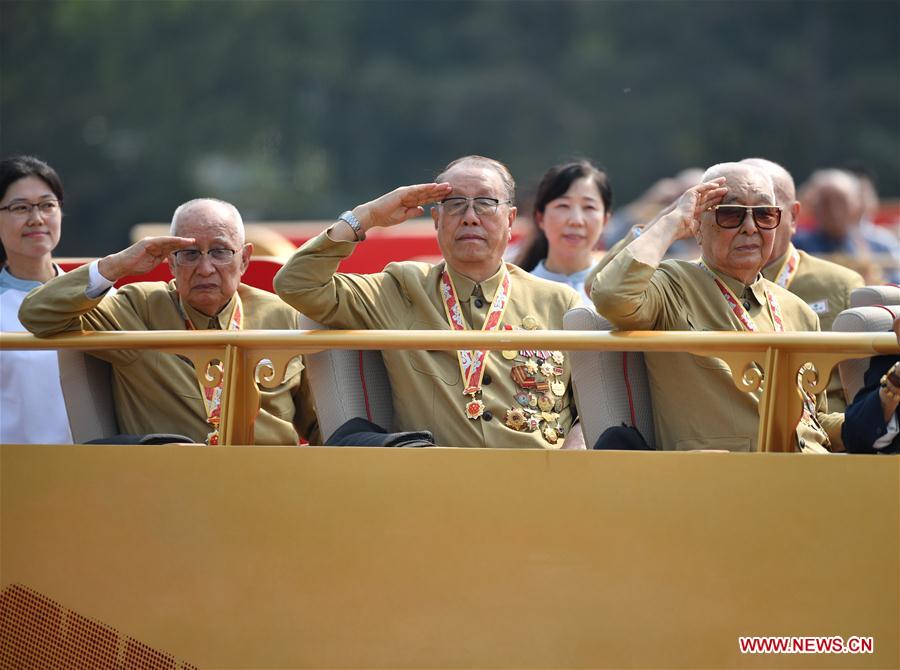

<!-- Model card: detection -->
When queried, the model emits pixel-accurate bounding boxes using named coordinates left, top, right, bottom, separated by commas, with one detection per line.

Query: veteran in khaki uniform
left=593, top=162, right=831, bottom=452
left=744, top=158, right=865, bottom=418
left=20, top=198, right=318, bottom=445
left=274, top=155, right=584, bottom=449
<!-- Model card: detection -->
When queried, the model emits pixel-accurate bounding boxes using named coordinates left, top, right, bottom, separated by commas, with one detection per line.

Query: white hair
left=741, top=157, right=796, bottom=203
left=169, top=198, right=245, bottom=242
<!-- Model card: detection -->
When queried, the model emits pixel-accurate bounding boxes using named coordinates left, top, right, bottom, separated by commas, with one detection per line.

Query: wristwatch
left=338, top=210, right=365, bottom=241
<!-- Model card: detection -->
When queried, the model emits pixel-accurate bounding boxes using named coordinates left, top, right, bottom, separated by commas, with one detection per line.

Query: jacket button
left=474, top=298, right=485, bottom=308
left=483, top=373, right=492, bottom=385
left=483, top=411, right=493, bottom=421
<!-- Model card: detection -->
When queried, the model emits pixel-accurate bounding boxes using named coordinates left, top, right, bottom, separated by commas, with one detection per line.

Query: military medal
left=550, top=380, right=566, bottom=397
left=551, top=351, right=565, bottom=365
left=502, top=350, right=518, bottom=360
left=506, top=408, right=527, bottom=430
left=440, top=266, right=512, bottom=421
left=466, top=398, right=485, bottom=420
left=183, top=296, right=243, bottom=445
left=537, top=393, right=555, bottom=412
left=522, top=315, right=539, bottom=330
left=543, top=426, right=559, bottom=445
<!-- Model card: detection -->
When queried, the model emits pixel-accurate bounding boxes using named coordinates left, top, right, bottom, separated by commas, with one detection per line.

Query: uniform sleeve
left=591, top=247, right=684, bottom=330
left=19, top=265, right=152, bottom=336
left=842, top=358, right=895, bottom=453
left=584, top=227, right=640, bottom=296
left=273, top=231, right=407, bottom=329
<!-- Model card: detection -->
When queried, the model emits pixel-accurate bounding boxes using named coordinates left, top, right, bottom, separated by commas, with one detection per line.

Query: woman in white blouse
left=0, top=155, right=73, bottom=443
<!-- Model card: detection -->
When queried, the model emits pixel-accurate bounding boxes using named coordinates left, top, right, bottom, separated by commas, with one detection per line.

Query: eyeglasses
left=708, top=205, right=782, bottom=230
left=0, top=200, right=61, bottom=218
left=438, top=196, right=511, bottom=217
left=172, top=248, right=239, bottom=266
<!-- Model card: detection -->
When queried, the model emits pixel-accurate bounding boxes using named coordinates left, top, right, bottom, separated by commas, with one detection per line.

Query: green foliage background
left=1, top=0, right=898, bottom=256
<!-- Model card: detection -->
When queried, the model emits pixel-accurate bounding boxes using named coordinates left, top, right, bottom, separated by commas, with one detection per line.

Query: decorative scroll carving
left=715, top=353, right=766, bottom=394
left=181, top=349, right=227, bottom=392
left=253, top=351, right=300, bottom=389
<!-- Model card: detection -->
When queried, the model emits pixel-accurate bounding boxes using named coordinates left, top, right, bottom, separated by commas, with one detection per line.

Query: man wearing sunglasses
left=744, top=158, right=864, bottom=418
left=593, top=162, right=830, bottom=452
left=20, top=198, right=319, bottom=446
left=275, top=155, right=585, bottom=449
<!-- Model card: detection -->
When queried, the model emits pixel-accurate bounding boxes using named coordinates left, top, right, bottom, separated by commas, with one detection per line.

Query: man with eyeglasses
left=275, top=155, right=585, bottom=449
left=744, top=158, right=864, bottom=420
left=593, top=162, right=831, bottom=452
left=20, top=198, right=319, bottom=446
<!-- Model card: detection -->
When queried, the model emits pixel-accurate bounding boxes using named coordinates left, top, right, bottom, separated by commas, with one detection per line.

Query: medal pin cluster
left=501, top=317, right=567, bottom=448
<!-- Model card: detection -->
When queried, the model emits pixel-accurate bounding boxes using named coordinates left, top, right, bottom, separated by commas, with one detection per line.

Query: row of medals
left=503, top=316, right=566, bottom=447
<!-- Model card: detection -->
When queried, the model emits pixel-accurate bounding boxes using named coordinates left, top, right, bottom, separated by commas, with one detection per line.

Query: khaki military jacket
left=593, top=248, right=829, bottom=452
left=19, top=265, right=318, bottom=445
left=275, top=231, right=583, bottom=448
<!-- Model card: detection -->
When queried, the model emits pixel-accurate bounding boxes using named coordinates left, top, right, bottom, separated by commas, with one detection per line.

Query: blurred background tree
left=1, top=0, right=897, bottom=256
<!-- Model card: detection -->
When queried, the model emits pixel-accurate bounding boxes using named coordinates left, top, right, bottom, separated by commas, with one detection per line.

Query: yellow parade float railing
left=1, top=329, right=898, bottom=669
left=1, top=328, right=897, bottom=450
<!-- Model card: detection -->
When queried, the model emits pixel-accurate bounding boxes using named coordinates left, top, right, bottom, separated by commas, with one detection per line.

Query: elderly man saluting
left=274, top=155, right=584, bottom=449
left=20, top=198, right=318, bottom=445
left=592, top=162, right=830, bottom=452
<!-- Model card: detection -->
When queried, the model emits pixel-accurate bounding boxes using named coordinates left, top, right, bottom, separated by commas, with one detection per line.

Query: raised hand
left=98, top=236, right=196, bottom=281
left=352, top=182, right=453, bottom=233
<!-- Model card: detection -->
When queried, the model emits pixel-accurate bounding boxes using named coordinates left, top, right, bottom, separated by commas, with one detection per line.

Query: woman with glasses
left=515, top=160, right=611, bottom=307
left=0, top=155, right=73, bottom=443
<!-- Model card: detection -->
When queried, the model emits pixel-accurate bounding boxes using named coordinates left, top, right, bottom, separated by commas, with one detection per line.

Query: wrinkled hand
left=661, top=178, right=728, bottom=240
left=353, top=182, right=453, bottom=233
left=98, top=236, right=196, bottom=281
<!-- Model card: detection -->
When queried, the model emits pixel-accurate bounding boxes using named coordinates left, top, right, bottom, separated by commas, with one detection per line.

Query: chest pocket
left=408, top=320, right=461, bottom=385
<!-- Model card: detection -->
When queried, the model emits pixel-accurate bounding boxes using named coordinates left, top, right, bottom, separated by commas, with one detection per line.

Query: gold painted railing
left=2, top=329, right=897, bottom=451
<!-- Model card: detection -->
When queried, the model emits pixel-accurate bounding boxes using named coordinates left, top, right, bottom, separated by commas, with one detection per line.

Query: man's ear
left=790, top=201, right=800, bottom=235
left=239, top=243, right=253, bottom=274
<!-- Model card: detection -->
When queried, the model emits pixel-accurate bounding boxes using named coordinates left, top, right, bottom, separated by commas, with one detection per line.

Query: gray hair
left=435, top=155, right=516, bottom=202
left=170, top=198, right=245, bottom=242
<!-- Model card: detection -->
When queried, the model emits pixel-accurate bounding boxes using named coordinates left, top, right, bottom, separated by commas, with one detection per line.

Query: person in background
left=843, top=315, right=900, bottom=454
left=795, top=169, right=898, bottom=283
left=515, top=160, right=611, bottom=308
left=19, top=198, right=319, bottom=446
left=0, top=155, right=73, bottom=444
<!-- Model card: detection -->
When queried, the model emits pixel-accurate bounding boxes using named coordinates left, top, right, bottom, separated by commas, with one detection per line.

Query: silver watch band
left=338, top=210, right=365, bottom=241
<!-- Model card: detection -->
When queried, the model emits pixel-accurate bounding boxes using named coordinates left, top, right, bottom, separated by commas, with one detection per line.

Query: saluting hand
left=664, top=178, right=728, bottom=240
left=98, top=236, right=196, bottom=282
left=353, top=182, right=454, bottom=233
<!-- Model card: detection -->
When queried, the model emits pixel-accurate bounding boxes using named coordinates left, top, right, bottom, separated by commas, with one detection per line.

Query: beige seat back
left=850, top=284, right=900, bottom=308
left=57, top=350, right=118, bottom=442
left=298, top=315, right=394, bottom=440
left=563, top=307, right=655, bottom=449
left=832, top=304, right=899, bottom=404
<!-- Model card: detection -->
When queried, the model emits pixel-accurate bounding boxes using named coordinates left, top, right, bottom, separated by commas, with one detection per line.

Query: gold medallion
left=465, top=398, right=485, bottom=420
left=537, top=394, right=555, bottom=412
left=551, top=380, right=566, bottom=397
left=502, top=349, right=518, bottom=360
left=506, top=408, right=526, bottom=430
left=522, top=315, right=539, bottom=330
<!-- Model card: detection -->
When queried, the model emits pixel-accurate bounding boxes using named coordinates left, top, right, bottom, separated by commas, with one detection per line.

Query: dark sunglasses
left=709, top=205, right=782, bottom=230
